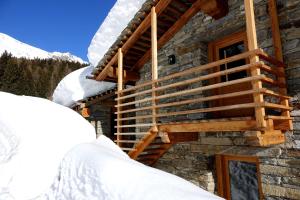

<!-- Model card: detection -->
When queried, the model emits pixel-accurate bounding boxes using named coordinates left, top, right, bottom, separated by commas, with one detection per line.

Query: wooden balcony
left=114, top=49, right=292, bottom=165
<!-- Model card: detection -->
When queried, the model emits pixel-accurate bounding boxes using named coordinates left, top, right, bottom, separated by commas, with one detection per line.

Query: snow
left=0, top=92, right=223, bottom=200
left=38, top=135, right=223, bottom=200
left=0, top=33, right=87, bottom=64
left=52, top=66, right=116, bottom=107
left=0, top=92, right=96, bottom=200
left=88, top=0, right=147, bottom=67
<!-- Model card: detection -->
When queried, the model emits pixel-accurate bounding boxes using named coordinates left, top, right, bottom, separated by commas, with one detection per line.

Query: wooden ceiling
left=92, top=0, right=229, bottom=82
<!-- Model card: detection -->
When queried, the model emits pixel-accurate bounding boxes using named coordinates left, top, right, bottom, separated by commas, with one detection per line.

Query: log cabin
left=76, top=0, right=300, bottom=199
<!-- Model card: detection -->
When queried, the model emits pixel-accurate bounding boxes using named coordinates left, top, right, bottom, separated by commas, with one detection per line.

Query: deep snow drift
left=52, top=66, right=116, bottom=107
left=0, top=33, right=87, bottom=64
left=0, top=92, right=96, bottom=199
left=39, top=135, right=223, bottom=200
left=0, top=92, right=223, bottom=200
left=88, top=0, right=147, bottom=67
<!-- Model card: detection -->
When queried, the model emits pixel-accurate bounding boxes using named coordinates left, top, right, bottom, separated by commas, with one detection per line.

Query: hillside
left=0, top=33, right=87, bottom=64
left=0, top=51, right=87, bottom=99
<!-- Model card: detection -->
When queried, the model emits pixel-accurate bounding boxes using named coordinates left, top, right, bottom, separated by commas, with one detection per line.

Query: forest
left=0, top=51, right=86, bottom=99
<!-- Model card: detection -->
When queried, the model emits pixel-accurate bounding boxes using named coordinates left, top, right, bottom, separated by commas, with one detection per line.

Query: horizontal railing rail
left=114, top=49, right=292, bottom=149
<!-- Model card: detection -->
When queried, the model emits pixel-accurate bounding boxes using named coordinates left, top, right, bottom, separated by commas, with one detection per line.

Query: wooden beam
left=158, top=120, right=257, bottom=132
left=244, top=0, right=266, bottom=129
left=117, top=48, right=123, bottom=147
left=95, top=0, right=172, bottom=81
left=151, top=7, right=158, bottom=131
left=268, top=0, right=283, bottom=62
left=106, top=65, right=140, bottom=81
left=268, top=0, right=293, bottom=130
left=132, top=0, right=208, bottom=70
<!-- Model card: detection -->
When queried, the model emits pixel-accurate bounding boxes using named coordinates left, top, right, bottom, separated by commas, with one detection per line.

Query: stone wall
left=136, top=0, right=300, bottom=199
left=88, top=104, right=113, bottom=139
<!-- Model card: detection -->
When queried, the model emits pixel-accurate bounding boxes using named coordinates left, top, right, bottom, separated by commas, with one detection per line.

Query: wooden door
left=208, top=31, right=254, bottom=118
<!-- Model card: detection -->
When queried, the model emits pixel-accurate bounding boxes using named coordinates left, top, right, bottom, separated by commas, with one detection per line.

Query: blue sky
left=0, top=0, right=116, bottom=61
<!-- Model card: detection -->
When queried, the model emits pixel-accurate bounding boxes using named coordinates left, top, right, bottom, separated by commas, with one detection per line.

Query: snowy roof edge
left=88, top=0, right=157, bottom=75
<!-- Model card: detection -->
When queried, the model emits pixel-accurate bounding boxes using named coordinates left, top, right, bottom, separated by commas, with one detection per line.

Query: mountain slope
left=0, top=33, right=87, bottom=64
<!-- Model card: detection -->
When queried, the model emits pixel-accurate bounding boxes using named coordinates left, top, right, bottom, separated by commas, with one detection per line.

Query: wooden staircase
left=115, top=125, right=199, bottom=166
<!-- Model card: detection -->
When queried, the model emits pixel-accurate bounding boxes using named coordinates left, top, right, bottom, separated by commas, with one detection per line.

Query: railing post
left=151, top=7, right=158, bottom=132
left=244, top=0, right=266, bottom=129
left=117, top=48, right=123, bottom=146
left=268, top=0, right=293, bottom=130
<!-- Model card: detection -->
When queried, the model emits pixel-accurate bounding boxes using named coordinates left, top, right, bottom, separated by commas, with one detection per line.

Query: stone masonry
left=136, top=0, right=300, bottom=199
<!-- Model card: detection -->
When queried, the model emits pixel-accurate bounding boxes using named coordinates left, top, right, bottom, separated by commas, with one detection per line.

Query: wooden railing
left=114, top=49, right=292, bottom=151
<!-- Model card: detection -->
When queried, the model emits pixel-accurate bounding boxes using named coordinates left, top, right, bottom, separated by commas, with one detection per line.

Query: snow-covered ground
left=0, top=33, right=87, bottom=64
left=0, top=92, right=95, bottom=199
left=88, top=0, right=147, bottom=67
left=52, top=66, right=116, bottom=107
left=0, top=92, right=224, bottom=199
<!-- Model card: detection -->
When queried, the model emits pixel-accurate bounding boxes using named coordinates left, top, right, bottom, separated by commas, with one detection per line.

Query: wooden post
left=244, top=0, right=266, bottom=129
left=151, top=7, right=158, bottom=132
left=117, top=48, right=123, bottom=146
left=268, top=0, right=293, bottom=130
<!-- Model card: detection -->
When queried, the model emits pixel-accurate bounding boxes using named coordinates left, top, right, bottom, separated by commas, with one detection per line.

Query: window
left=216, top=154, right=263, bottom=200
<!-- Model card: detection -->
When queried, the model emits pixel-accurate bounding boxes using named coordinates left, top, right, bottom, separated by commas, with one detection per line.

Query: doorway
left=208, top=31, right=254, bottom=118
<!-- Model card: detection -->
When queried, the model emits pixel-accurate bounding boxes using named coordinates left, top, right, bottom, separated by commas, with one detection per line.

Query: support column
left=151, top=7, right=158, bottom=132
left=244, top=0, right=266, bottom=128
left=117, top=48, right=123, bottom=146
left=268, top=0, right=292, bottom=130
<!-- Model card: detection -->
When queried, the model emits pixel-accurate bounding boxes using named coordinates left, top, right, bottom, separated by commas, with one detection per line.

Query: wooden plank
left=116, top=89, right=258, bottom=114
left=268, top=0, right=283, bottom=62
left=158, top=120, right=258, bottom=132
left=116, top=75, right=265, bottom=112
left=268, top=0, right=292, bottom=130
left=117, top=48, right=123, bottom=147
left=265, top=115, right=293, bottom=120
left=129, top=128, right=158, bottom=159
left=216, top=154, right=225, bottom=198
left=114, top=132, right=149, bottom=136
left=96, top=54, right=117, bottom=81
left=81, top=108, right=90, bottom=118
left=169, top=132, right=199, bottom=143
left=115, top=123, right=153, bottom=128
left=117, top=62, right=261, bottom=100
left=114, top=140, right=140, bottom=143
left=263, top=102, right=292, bottom=110
left=151, top=7, right=158, bottom=130
left=261, top=88, right=291, bottom=99
left=118, top=103, right=258, bottom=121
left=107, top=66, right=140, bottom=81
left=95, top=0, right=172, bottom=81
left=244, top=0, right=266, bottom=129
left=121, top=147, right=137, bottom=151
left=118, top=49, right=260, bottom=95
left=132, top=0, right=207, bottom=70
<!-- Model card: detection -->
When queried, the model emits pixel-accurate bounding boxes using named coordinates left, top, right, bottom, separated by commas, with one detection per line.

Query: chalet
left=75, top=0, right=300, bottom=199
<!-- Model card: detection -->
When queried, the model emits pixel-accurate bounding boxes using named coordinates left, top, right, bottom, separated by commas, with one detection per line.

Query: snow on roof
left=52, top=66, right=116, bottom=107
left=0, top=92, right=95, bottom=199
left=41, top=135, right=223, bottom=200
left=87, top=0, right=149, bottom=67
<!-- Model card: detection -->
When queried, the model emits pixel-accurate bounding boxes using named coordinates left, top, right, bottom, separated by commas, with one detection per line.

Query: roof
left=89, top=0, right=229, bottom=82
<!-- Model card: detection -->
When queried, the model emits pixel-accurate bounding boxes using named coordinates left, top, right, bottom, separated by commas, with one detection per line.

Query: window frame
left=215, top=154, right=263, bottom=200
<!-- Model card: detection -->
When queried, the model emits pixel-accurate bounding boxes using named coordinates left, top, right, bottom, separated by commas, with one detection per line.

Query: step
left=115, top=140, right=140, bottom=143
left=114, top=132, right=150, bottom=136
left=121, top=147, right=137, bottom=151
left=265, top=115, right=293, bottom=120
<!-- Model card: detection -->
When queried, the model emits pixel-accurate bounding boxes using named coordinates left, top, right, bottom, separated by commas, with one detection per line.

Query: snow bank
left=0, top=92, right=95, bottom=199
left=52, top=66, right=116, bottom=107
left=87, top=0, right=147, bottom=67
left=39, top=135, right=223, bottom=200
